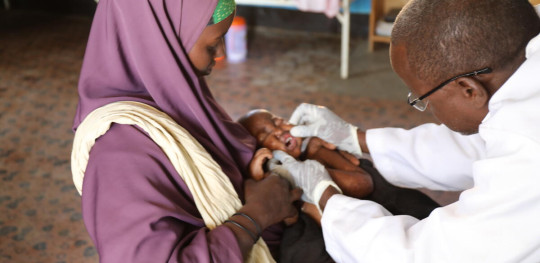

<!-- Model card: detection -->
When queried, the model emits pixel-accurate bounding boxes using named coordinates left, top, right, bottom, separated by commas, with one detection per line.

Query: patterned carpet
left=0, top=10, right=98, bottom=263
left=0, top=10, right=457, bottom=262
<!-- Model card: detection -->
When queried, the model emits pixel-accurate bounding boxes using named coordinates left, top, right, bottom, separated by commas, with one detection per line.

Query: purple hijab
left=74, top=0, right=255, bottom=177
left=72, top=0, right=281, bottom=262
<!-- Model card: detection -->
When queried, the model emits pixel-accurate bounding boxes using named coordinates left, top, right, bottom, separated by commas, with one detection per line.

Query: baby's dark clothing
left=279, top=158, right=440, bottom=263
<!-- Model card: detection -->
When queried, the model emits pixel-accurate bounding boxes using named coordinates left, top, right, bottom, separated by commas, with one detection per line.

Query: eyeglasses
left=407, top=67, right=492, bottom=111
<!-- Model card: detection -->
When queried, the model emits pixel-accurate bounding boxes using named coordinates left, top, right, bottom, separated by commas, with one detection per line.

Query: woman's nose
left=215, top=38, right=225, bottom=58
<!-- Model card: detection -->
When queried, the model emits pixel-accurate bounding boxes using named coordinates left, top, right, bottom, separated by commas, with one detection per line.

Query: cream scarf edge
left=70, top=101, right=274, bottom=262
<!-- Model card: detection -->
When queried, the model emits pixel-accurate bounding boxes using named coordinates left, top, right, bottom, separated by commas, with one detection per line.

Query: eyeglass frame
left=407, top=67, right=493, bottom=111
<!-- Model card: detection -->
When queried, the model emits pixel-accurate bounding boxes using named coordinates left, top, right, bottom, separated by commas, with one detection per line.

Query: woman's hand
left=227, top=176, right=301, bottom=257
left=248, top=148, right=273, bottom=181
left=242, top=175, right=303, bottom=230
left=247, top=149, right=300, bottom=225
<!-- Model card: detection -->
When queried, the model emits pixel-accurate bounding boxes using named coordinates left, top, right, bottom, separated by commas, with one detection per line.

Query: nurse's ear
left=454, top=76, right=490, bottom=110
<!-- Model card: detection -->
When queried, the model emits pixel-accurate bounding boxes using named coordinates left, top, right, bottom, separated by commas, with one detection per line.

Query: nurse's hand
left=289, top=103, right=363, bottom=157
left=272, top=150, right=342, bottom=211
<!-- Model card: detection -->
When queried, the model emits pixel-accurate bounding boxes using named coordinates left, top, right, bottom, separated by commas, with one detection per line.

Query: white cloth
left=321, top=31, right=540, bottom=263
left=295, top=0, right=340, bottom=18
left=375, top=20, right=393, bottom=37
left=71, top=101, right=274, bottom=263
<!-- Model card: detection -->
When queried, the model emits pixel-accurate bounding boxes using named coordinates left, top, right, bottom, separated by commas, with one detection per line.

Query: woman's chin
left=194, top=67, right=213, bottom=77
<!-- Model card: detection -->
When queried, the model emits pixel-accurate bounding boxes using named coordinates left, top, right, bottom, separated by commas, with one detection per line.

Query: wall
left=6, top=0, right=97, bottom=15
left=4, top=0, right=370, bottom=36
left=351, top=0, right=371, bottom=14
left=237, top=5, right=370, bottom=37
left=5, top=0, right=372, bottom=16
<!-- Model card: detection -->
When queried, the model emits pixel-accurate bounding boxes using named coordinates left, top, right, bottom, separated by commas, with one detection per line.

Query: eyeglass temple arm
left=417, top=67, right=492, bottom=101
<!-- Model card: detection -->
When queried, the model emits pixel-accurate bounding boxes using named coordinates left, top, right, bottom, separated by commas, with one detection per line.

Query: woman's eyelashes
left=206, top=45, right=217, bottom=56
left=207, top=38, right=224, bottom=57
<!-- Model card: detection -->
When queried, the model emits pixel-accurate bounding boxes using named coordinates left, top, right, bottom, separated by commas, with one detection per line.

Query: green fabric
left=212, top=0, right=236, bottom=24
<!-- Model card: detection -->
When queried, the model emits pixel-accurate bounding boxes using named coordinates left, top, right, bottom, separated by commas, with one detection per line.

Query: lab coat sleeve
left=322, top=130, right=540, bottom=263
left=366, top=123, right=485, bottom=191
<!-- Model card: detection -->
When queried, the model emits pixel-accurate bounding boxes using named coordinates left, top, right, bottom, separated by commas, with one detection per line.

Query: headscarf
left=210, top=0, right=236, bottom=25
left=74, top=0, right=255, bottom=188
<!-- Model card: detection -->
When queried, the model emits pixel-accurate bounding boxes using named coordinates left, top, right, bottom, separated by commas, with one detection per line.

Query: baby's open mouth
left=285, top=137, right=292, bottom=147
left=282, top=132, right=297, bottom=151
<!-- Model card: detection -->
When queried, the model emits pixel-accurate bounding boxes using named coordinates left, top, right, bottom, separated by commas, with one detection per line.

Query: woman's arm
left=84, top=125, right=300, bottom=262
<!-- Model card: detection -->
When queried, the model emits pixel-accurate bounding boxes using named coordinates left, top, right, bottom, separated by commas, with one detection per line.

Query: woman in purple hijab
left=73, top=0, right=302, bottom=261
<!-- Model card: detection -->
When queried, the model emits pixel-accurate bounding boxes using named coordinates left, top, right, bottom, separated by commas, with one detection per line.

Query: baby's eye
left=272, top=117, right=283, bottom=126
left=257, top=133, right=268, bottom=144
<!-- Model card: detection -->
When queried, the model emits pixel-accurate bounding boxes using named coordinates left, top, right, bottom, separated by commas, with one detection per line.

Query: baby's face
left=243, top=111, right=303, bottom=158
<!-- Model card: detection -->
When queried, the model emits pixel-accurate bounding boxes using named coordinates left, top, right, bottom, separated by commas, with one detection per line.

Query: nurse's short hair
left=392, top=0, right=540, bottom=83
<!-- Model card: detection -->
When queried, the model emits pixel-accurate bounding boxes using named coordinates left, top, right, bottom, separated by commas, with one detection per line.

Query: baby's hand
left=304, top=137, right=329, bottom=158
left=249, top=148, right=273, bottom=181
left=283, top=202, right=323, bottom=226
left=336, top=149, right=360, bottom=167
left=283, top=213, right=299, bottom=226
left=306, top=137, right=359, bottom=166
left=301, top=202, right=321, bottom=225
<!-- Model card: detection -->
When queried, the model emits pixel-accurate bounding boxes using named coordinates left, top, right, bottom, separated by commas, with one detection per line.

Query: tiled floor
left=0, top=10, right=458, bottom=262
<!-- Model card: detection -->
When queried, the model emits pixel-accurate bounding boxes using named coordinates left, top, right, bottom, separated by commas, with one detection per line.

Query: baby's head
left=239, top=109, right=303, bottom=158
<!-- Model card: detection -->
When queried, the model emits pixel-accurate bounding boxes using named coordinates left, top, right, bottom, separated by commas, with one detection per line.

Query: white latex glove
left=266, top=157, right=296, bottom=188
left=272, top=150, right=342, bottom=212
left=289, top=103, right=362, bottom=158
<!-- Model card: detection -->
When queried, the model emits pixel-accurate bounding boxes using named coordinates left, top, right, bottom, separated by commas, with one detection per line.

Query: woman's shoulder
left=88, top=123, right=169, bottom=168
left=85, top=123, right=189, bottom=194
left=91, top=123, right=158, bottom=155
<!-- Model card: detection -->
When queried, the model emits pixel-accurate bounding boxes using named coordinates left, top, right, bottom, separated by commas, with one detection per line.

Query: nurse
left=275, top=0, right=540, bottom=262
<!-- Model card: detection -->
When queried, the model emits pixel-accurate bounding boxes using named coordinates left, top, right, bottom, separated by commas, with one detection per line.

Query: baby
left=239, top=109, right=374, bottom=200
left=239, top=109, right=441, bottom=223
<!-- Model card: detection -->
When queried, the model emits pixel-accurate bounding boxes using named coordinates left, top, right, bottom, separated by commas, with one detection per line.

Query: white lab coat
left=321, top=12, right=540, bottom=263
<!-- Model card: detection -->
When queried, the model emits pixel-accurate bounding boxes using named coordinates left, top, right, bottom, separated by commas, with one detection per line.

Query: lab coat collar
left=530, top=5, right=540, bottom=58
left=489, top=5, right=540, bottom=108
left=484, top=31, right=540, bottom=123
left=526, top=33, right=540, bottom=59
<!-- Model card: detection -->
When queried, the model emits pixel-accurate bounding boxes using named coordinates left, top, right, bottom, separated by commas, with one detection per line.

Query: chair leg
left=340, top=0, right=350, bottom=79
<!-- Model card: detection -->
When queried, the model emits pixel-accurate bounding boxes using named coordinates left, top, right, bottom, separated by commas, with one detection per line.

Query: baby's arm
left=326, top=168, right=373, bottom=198
left=248, top=148, right=272, bottom=181
left=305, top=138, right=373, bottom=198
left=304, top=137, right=359, bottom=171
